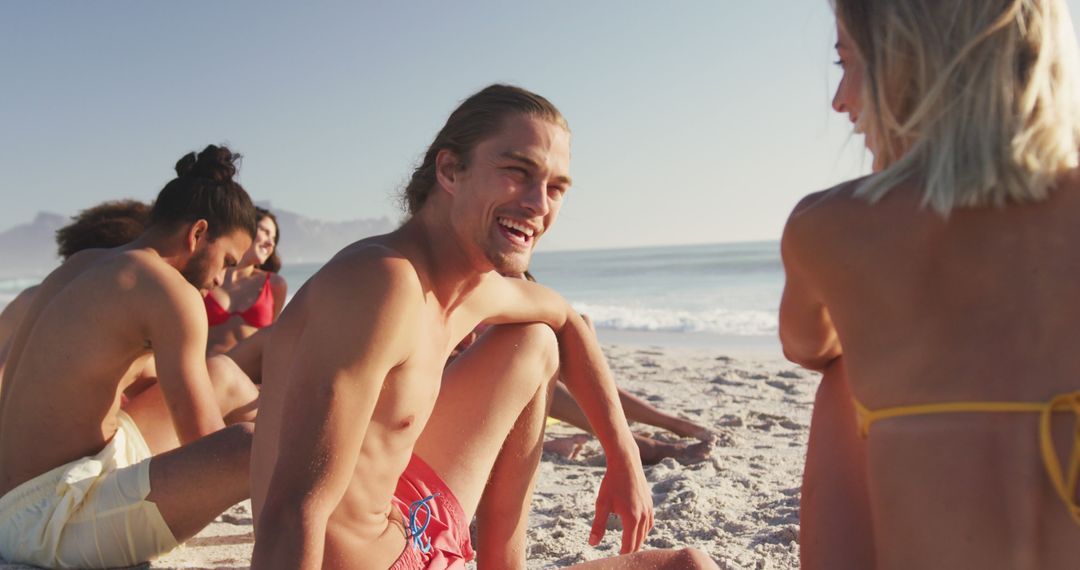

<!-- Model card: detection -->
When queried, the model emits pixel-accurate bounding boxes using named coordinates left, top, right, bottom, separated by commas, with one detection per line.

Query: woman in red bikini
left=205, top=207, right=288, bottom=356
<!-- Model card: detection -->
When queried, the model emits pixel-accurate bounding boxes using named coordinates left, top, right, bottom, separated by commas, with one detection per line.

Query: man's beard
left=486, top=247, right=530, bottom=275
left=180, top=246, right=215, bottom=290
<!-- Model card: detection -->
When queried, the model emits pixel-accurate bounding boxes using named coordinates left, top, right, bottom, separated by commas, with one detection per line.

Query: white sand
left=1, top=342, right=817, bottom=570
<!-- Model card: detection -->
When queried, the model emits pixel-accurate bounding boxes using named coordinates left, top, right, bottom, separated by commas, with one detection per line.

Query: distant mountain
left=268, top=207, right=397, bottom=264
left=0, top=208, right=397, bottom=279
left=0, top=212, right=67, bottom=279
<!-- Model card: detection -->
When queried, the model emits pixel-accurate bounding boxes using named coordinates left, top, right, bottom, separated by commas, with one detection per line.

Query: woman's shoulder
left=266, top=270, right=288, bottom=295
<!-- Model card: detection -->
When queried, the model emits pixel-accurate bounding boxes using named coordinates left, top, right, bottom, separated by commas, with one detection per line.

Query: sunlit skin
left=785, top=15, right=1080, bottom=570
left=446, top=124, right=571, bottom=276
left=795, top=22, right=877, bottom=570
left=251, top=113, right=724, bottom=570
left=206, top=215, right=287, bottom=356
left=832, top=21, right=885, bottom=170
left=0, top=219, right=260, bottom=551
left=831, top=24, right=864, bottom=135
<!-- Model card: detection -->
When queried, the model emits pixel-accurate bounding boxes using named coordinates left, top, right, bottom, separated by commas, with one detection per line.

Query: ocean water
left=278, top=241, right=783, bottom=340
left=0, top=276, right=46, bottom=309
left=529, top=241, right=782, bottom=337
left=3, top=241, right=785, bottom=341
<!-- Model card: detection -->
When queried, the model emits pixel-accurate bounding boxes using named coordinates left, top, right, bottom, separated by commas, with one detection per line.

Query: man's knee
left=675, top=547, right=717, bottom=569
left=207, top=354, right=243, bottom=386
left=512, top=322, right=559, bottom=379
left=208, top=355, right=258, bottom=411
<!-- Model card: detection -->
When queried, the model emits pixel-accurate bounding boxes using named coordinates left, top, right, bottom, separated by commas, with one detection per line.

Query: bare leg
left=633, top=436, right=712, bottom=466
left=413, top=323, right=560, bottom=569
left=225, top=326, right=270, bottom=382
left=207, top=354, right=259, bottom=423
left=613, top=388, right=713, bottom=441
left=549, top=384, right=712, bottom=465
left=124, top=356, right=258, bottom=454
left=573, top=315, right=713, bottom=441
left=145, top=422, right=254, bottom=542
left=548, top=382, right=592, bottom=430
left=416, top=324, right=714, bottom=568
left=568, top=547, right=720, bottom=569
left=474, top=364, right=557, bottom=568
left=800, top=357, right=874, bottom=570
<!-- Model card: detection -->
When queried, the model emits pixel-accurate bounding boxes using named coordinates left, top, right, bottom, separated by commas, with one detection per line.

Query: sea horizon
left=1, top=240, right=785, bottom=351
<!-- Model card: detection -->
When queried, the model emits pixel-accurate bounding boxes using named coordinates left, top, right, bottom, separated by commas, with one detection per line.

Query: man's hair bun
left=174, top=144, right=241, bottom=182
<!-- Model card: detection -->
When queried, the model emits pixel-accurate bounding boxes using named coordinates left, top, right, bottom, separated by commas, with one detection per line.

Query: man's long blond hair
left=835, top=0, right=1080, bottom=214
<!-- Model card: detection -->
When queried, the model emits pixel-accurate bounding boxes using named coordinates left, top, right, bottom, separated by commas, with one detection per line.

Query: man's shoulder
left=310, top=243, right=423, bottom=302
left=100, top=249, right=202, bottom=310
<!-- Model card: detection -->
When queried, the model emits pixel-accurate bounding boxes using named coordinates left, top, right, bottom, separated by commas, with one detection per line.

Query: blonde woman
left=782, top=1, right=1080, bottom=568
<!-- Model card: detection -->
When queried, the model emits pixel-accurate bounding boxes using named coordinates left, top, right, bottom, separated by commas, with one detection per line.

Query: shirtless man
left=0, top=145, right=261, bottom=568
left=784, top=1, right=1080, bottom=568
left=251, top=85, right=718, bottom=569
left=0, top=199, right=150, bottom=378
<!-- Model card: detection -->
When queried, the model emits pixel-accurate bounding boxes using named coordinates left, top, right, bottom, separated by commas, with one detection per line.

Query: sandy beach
left=0, top=339, right=815, bottom=570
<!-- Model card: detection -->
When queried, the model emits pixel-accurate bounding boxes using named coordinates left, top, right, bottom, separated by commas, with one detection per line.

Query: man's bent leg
left=414, top=323, right=559, bottom=569
left=413, top=323, right=560, bottom=519
left=145, top=422, right=253, bottom=543
left=472, top=364, right=557, bottom=568
left=207, top=354, right=260, bottom=423
left=568, top=547, right=720, bottom=569
left=125, top=358, right=258, bottom=454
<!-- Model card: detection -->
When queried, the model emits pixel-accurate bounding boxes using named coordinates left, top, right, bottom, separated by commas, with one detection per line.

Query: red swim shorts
left=389, top=454, right=474, bottom=570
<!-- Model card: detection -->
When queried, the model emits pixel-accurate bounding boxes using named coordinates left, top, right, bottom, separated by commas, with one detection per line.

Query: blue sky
left=4, top=2, right=1078, bottom=251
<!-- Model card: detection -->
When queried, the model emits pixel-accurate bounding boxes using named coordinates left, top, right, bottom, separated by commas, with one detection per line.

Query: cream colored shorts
left=0, top=411, right=178, bottom=568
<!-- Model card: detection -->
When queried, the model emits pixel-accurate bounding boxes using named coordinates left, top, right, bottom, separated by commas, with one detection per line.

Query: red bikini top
left=204, top=273, right=275, bottom=328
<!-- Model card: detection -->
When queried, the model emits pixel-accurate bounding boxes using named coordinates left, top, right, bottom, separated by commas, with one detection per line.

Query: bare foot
left=636, top=435, right=713, bottom=465
left=661, top=417, right=717, bottom=443
left=543, top=434, right=592, bottom=459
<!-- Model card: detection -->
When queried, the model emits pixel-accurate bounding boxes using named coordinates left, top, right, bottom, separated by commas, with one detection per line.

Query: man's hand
left=589, top=445, right=654, bottom=553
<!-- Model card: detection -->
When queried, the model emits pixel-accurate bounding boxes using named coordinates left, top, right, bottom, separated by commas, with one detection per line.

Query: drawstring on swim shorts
left=407, top=493, right=440, bottom=553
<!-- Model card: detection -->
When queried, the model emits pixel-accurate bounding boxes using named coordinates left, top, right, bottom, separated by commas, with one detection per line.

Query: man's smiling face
left=449, top=113, right=571, bottom=274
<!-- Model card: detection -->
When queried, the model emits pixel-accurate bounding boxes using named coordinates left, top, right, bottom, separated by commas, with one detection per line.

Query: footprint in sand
left=711, top=374, right=746, bottom=387
left=765, top=379, right=797, bottom=394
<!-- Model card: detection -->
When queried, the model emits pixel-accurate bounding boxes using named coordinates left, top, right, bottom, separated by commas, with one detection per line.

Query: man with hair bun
left=251, top=85, right=719, bottom=569
left=0, top=145, right=261, bottom=568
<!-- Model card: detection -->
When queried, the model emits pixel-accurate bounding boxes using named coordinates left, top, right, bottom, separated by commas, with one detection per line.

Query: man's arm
left=252, top=256, right=419, bottom=570
left=779, top=192, right=842, bottom=372
left=147, top=277, right=227, bottom=442
left=478, top=277, right=653, bottom=553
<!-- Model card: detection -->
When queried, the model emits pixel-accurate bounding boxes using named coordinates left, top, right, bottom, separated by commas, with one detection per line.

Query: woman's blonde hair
left=835, top=0, right=1080, bottom=213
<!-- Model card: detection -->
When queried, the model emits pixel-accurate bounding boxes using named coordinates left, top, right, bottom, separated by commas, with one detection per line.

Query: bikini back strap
left=854, top=391, right=1080, bottom=525
left=853, top=399, right=1046, bottom=439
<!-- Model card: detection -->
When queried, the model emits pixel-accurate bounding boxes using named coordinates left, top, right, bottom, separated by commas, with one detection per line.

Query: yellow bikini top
left=854, top=391, right=1080, bottom=526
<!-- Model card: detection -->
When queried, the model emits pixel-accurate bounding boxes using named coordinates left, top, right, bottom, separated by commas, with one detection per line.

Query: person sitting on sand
left=454, top=271, right=715, bottom=465
left=251, top=84, right=718, bottom=570
left=783, top=1, right=1080, bottom=568
left=0, top=145, right=260, bottom=569
left=0, top=199, right=150, bottom=377
left=205, top=206, right=287, bottom=356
